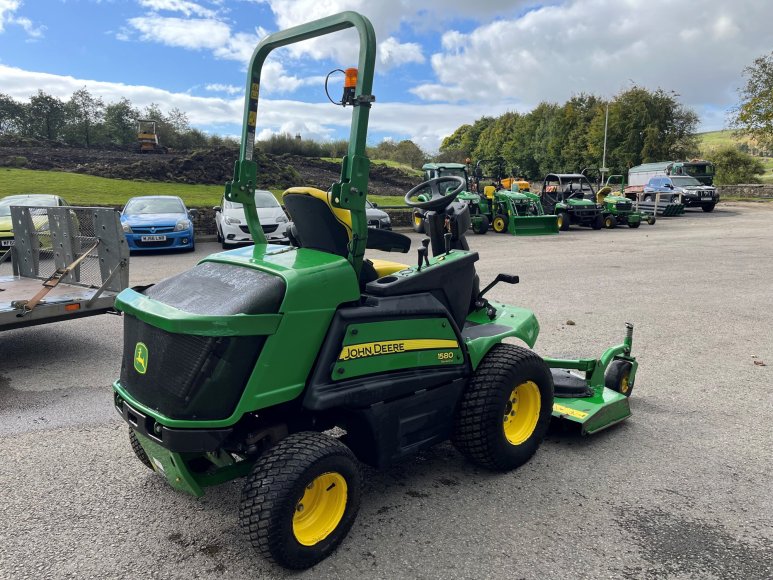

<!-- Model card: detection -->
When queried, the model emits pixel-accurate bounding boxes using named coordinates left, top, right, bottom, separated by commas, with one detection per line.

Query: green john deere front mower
left=112, top=12, right=639, bottom=570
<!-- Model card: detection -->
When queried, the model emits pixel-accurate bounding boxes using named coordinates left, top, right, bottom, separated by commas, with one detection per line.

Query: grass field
left=0, top=168, right=407, bottom=207
left=697, top=130, right=773, bottom=183
left=322, top=157, right=424, bottom=178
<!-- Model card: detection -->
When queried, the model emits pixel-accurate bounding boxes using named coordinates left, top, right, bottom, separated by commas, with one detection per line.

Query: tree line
left=0, top=88, right=237, bottom=150
left=437, top=87, right=702, bottom=180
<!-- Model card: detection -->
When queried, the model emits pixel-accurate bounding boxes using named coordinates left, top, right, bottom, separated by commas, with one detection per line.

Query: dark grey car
left=643, top=176, right=718, bottom=212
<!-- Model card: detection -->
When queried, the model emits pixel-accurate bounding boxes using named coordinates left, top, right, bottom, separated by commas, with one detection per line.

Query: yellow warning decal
left=553, top=403, right=589, bottom=419
left=248, top=111, right=257, bottom=127
left=250, top=83, right=259, bottom=99
left=339, top=339, right=458, bottom=361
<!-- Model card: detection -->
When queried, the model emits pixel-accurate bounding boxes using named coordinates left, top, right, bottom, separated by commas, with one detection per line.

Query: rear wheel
left=216, top=225, right=223, bottom=243
left=473, top=215, right=489, bottom=235
left=452, top=344, right=553, bottom=471
left=702, top=203, right=716, bottom=213
left=412, top=211, right=425, bottom=233
left=592, top=214, right=604, bottom=230
left=604, top=215, right=616, bottom=229
left=129, top=429, right=154, bottom=471
left=240, top=432, right=362, bottom=570
left=605, top=360, right=634, bottom=397
left=557, top=211, right=570, bottom=231
left=492, top=214, right=508, bottom=233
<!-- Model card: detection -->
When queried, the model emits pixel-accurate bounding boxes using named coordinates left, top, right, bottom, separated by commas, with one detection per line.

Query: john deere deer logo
left=134, top=342, right=148, bottom=374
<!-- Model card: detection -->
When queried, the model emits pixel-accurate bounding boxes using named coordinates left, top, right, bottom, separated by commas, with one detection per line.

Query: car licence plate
left=0, top=239, right=14, bottom=247
left=140, top=235, right=166, bottom=242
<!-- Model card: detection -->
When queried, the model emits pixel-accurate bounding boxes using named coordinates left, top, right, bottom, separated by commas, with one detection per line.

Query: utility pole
left=600, top=103, right=609, bottom=187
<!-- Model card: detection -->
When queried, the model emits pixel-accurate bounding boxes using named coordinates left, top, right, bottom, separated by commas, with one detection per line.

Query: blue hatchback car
left=121, top=196, right=195, bottom=252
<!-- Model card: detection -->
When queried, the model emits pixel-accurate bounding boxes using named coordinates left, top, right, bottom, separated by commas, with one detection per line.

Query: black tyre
left=492, top=214, right=508, bottom=233
left=452, top=344, right=553, bottom=472
left=702, top=203, right=715, bottom=213
left=216, top=226, right=223, bottom=243
left=129, top=429, right=154, bottom=471
left=412, top=211, right=425, bottom=233
left=628, top=220, right=640, bottom=229
left=557, top=211, right=570, bottom=231
left=473, top=215, right=489, bottom=235
left=604, top=215, right=616, bottom=229
left=644, top=194, right=653, bottom=202
left=646, top=216, right=656, bottom=225
left=592, top=214, right=604, bottom=230
left=240, top=432, right=362, bottom=570
left=605, top=360, right=634, bottom=397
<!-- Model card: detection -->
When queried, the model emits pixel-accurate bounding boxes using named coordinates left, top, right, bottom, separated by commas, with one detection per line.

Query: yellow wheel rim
left=557, top=215, right=564, bottom=228
left=503, top=381, right=541, bottom=445
left=414, top=214, right=422, bottom=226
left=493, top=217, right=506, bottom=232
left=292, top=472, right=348, bottom=546
left=620, top=375, right=630, bottom=394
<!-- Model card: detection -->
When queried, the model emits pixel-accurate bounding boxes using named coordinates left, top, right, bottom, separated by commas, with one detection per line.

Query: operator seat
left=282, top=187, right=410, bottom=287
left=596, top=186, right=612, bottom=204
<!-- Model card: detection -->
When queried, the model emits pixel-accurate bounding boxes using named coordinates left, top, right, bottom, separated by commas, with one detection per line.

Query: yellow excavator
left=136, top=120, right=167, bottom=154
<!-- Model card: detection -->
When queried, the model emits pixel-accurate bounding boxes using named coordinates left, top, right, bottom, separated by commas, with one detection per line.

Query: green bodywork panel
left=332, top=317, right=463, bottom=380
left=464, top=301, right=540, bottom=368
left=135, top=431, right=255, bottom=497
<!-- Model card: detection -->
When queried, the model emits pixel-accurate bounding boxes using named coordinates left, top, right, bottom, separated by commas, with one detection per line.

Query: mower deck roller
left=112, top=11, right=639, bottom=571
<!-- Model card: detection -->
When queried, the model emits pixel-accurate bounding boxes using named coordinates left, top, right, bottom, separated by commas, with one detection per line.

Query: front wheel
left=604, top=215, right=616, bottom=229
left=592, top=214, right=604, bottom=230
left=129, top=429, right=154, bottom=471
left=452, top=344, right=553, bottom=472
left=605, top=360, right=634, bottom=397
left=702, top=203, right=716, bottom=213
left=628, top=220, right=640, bottom=229
left=492, top=214, right=508, bottom=233
left=473, top=215, right=489, bottom=235
left=557, top=211, right=570, bottom=231
left=646, top=215, right=656, bottom=225
left=239, top=432, right=362, bottom=570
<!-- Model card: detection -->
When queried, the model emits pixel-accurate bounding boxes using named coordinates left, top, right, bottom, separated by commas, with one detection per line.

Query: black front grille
left=135, top=238, right=175, bottom=248
left=118, top=262, right=285, bottom=421
left=239, top=224, right=279, bottom=234
left=133, top=226, right=175, bottom=234
left=120, top=314, right=265, bottom=420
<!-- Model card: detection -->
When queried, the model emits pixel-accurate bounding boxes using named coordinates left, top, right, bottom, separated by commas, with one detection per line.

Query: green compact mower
left=595, top=186, right=651, bottom=228
left=112, top=12, right=639, bottom=570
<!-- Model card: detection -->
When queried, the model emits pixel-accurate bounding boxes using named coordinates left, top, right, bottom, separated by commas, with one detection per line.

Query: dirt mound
left=0, top=141, right=418, bottom=197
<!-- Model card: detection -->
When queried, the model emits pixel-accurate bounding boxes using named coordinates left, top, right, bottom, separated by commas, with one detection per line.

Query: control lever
left=417, top=238, right=430, bottom=271
left=444, top=232, right=452, bottom=254
left=475, top=273, right=519, bottom=319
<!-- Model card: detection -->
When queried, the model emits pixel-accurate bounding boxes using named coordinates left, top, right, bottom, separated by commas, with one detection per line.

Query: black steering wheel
left=404, top=176, right=465, bottom=211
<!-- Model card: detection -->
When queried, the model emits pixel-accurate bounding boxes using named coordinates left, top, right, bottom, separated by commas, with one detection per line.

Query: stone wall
left=715, top=184, right=773, bottom=199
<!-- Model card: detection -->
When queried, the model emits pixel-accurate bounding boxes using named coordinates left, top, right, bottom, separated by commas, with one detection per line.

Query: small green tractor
left=112, top=13, right=640, bottom=571
left=595, top=186, right=651, bottom=228
left=415, top=160, right=558, bottom=236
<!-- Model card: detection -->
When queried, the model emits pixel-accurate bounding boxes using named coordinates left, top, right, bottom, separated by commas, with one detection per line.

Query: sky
left=0, top=0, right=771, bottom=152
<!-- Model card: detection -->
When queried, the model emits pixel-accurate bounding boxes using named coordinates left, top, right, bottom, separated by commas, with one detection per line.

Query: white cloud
left=378, top=37, right=424, bottom=68
left=410, top=0, right=771, bottom=116
left=0, top=64, right=508, bottom=151
left=137, top=0, right=217, bottom=18
left=0, top=0, right=44, bottom=38
left=205, top=83, right=243, bottom=95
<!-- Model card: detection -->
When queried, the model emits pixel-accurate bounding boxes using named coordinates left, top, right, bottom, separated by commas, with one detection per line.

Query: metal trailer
left=0, top=206, right=129, bottom=331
